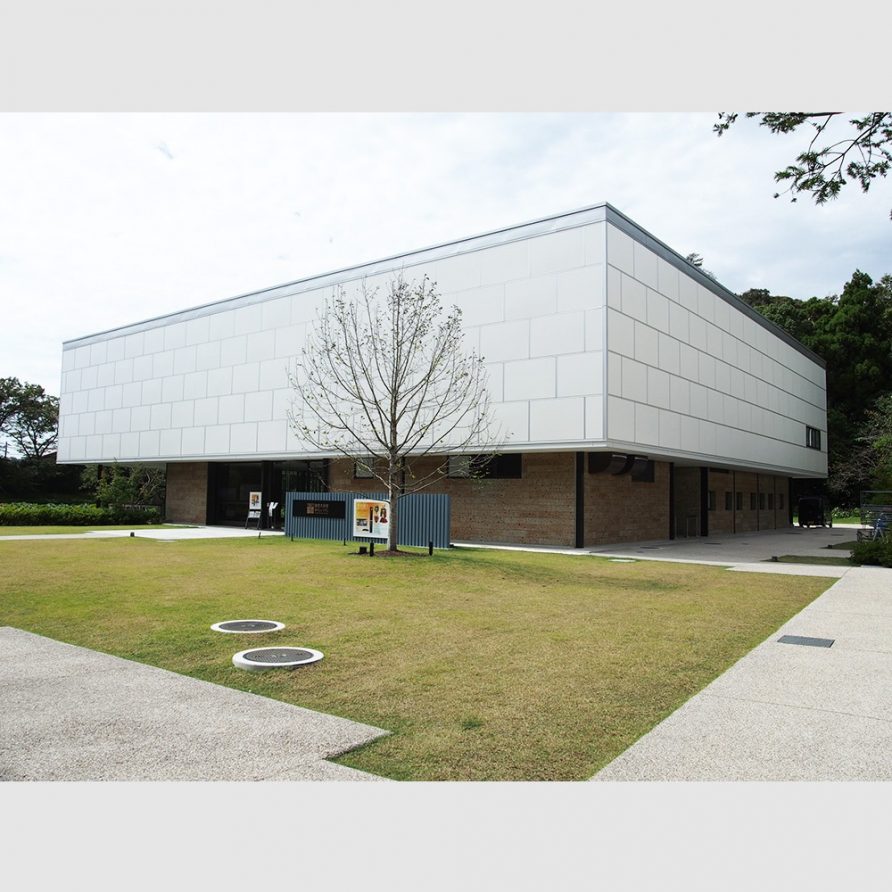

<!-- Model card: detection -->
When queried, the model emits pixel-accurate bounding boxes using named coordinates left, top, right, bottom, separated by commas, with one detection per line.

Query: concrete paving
left=0, top=627, right=389, bottom=781
left=457, top=527, right=859, bottom=578
left=591, top=566, right=892, bottom=781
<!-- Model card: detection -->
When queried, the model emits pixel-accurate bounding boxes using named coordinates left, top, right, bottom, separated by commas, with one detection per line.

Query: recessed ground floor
left=162, top=452, right=794, bottom=547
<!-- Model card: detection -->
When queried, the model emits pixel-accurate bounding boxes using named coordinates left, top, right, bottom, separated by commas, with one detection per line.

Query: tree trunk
left=387, top=456, right=399, bottom=551
left=388, top=488, right=398, bottom=551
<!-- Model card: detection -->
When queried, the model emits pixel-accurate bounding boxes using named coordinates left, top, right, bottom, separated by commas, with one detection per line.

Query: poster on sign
left=248, top=491, right=262, bottom=511
left=353, top=499, right=390, bottom=538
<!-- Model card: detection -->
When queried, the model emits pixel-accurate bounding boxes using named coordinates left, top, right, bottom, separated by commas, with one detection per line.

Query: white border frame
left=211, top=619, right=286, bottom=634
left=232, top=646, right=324, bottom=671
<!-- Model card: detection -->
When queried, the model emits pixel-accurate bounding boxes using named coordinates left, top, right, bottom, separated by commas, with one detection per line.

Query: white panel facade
left=58, top=214, right=609, bottom=463
left=57, top=205, right=825, bottom=477
left=603, top=221, right=827, bottom=476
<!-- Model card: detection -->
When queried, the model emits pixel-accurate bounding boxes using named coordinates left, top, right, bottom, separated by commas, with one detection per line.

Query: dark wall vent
left=589, top=453, right=630, bottom=475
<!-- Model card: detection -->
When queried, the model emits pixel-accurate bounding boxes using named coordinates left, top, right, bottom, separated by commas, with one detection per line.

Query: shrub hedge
left=850, top=537, right=892, bottom=568
left=0, top=502, right=161, bottom=526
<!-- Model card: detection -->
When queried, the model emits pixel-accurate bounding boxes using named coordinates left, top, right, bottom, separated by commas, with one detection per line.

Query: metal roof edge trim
left=603, top=205, right=826, bottom=369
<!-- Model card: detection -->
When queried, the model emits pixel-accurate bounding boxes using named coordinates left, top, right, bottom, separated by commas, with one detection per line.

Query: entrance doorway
left=208, top=459, right=329, bottom=527
left=674, top=467, right=701, bottom=538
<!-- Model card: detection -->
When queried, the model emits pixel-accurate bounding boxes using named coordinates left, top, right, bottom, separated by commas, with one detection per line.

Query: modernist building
left=57, top=204, right=828, bottom=547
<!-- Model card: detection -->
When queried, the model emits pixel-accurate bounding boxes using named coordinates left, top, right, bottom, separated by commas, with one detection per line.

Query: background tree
left=684, top=252, right=716, bottom=280
left=739, top=271, right=892, bottom=506
left=715, top=113, right=892, bottom=218
left=80, top=463, right=167, bottom=508
left=1, top=377, right=26, bottom=436
left=289, top=275, right=498, bottom=552
left=1, top=378, right=58, bottom=459
left=9, top=389, right=59, bottom=459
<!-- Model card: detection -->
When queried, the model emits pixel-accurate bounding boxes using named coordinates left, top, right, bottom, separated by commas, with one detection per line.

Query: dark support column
left=205, top=462, right=218, bottom=525
left=574, top=452, right=584, bottom=549
left=700, top=467, right=709, bottom=537
left=732, top=471, right=738, bottom=533
left=668, top=462, right=675, bottom=540
left=756, top=474, right=761, bottom=532
left=788, top=477, right=794, bottom=526
left=260, top=461, right=272, bottom=529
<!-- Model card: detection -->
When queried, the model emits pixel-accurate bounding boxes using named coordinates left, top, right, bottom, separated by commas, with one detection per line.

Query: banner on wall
left=353, top=499, right=390, bottom=538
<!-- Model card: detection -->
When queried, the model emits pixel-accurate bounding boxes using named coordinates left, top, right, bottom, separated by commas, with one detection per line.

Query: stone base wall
left=330, top=453, right=673, bottom=547
left=165, top=462, right=208, bottom=524
left=584, top=461, right=670, bottom=545
left=329, top=454, right=577, bottom=547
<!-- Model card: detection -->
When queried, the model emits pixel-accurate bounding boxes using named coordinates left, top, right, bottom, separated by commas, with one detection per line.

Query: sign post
left=246, top=491, right=262, bottom=530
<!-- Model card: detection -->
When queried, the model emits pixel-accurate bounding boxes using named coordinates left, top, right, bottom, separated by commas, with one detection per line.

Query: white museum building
left=57, top=203, right=828, bottom=546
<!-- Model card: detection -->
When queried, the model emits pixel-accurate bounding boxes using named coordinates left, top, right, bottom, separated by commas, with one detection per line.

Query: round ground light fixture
left=232, top=646, right=324, bottom=672
left=211, top=619, right=285, bottom=634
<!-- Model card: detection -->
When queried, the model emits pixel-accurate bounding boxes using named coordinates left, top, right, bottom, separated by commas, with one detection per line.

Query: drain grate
left=778, top=634, right=835, bottom=648
left=233, top=646, right=324, bottom=671
left=211, top=619, right=285, bottom=634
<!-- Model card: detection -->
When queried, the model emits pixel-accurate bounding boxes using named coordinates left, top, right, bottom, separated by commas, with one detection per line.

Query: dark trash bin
left=797, top=496, right=829, bottom=528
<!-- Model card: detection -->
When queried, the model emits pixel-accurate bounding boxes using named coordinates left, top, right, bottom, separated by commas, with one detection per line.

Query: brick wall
left=165, top=462, right=208, bottom=524
left=584, top=460, right=670, bottom=545
left=330, top=453, right=672, bottom=547
left=330, top=453, right=577, bottom=547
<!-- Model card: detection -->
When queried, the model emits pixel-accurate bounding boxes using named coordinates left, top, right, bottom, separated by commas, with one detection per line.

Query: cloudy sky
left=1, top=111, right=889, bottom=395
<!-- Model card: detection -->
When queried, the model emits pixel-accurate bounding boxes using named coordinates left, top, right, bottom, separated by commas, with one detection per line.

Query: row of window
left=353, top=453, right=523, bottom=481
left=354, top=453, right=657, bottom=482
left=708, top=491, right=785, bottom=512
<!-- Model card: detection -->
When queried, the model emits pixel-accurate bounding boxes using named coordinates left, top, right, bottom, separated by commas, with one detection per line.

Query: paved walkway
left=591, top=566, right=892, bottom=781
left=0, top=627, right=388, bottom=781
left=456, top=527, right=859, bottom=578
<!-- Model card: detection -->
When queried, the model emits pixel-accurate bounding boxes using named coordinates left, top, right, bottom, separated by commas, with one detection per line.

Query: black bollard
left=428, top=540, right=433, bottom=556
left=369, top=541, right=375, bottom=557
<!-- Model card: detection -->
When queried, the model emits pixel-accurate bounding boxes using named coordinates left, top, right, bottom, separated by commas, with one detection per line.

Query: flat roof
left=63, top=202, right=825, bottom=368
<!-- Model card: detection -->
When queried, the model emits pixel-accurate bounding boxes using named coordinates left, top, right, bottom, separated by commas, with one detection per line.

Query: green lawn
left=0, top=524, right=190, bottom=536
left=0, top=536, right=831, bottom=780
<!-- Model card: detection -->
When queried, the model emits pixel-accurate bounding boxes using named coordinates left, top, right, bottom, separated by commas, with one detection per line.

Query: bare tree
left=288, top=274, right=499, bottom=552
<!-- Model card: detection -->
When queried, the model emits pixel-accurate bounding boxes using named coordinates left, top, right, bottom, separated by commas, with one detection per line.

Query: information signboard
left=353, top=499, right=390, bottom=538
left=292, top=499, right=347, bottom=519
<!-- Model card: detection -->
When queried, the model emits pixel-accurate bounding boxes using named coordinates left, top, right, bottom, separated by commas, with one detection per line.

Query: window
left=768, top=493, right=774, bottom=510
left=353, top=458, right=378, bottom=479
left=724, top=491, right=733, bottom=511
left=708, top=490, right=716, bottom=511
left=447, top=456, right=472, bottom=478
left=779, top=493, right=785, bottom=510
left=759, top=492, right=766, bottom=510
left=750, top=493, right=757, bottom=511
left=735, top=492, right=743, bottom=511
left=630, top=459, right=655, bottom=483
left=448, top=453, right=522, bottom=479
left=806, top=426, right=821, bottom=450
